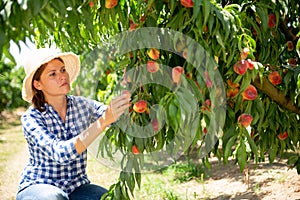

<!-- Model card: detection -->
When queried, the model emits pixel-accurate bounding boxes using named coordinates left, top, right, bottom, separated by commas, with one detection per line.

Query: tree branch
left=253, top=75, right=300, bottom=115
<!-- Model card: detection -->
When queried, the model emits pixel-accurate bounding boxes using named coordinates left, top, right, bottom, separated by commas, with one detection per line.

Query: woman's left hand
left=101, top=91, right=131, bottom=127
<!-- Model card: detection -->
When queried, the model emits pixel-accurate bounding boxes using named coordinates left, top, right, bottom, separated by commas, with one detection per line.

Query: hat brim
left=22, top=52, right=80, bottom=103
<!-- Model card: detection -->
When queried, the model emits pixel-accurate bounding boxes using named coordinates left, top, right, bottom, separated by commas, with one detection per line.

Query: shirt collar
left=42, top=95, right=74, bottom=114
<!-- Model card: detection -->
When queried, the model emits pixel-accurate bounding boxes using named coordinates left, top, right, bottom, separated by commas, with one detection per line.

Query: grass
left=87, top=155, right=209, bottom=200
left=0, top=111, right=195, bottom=200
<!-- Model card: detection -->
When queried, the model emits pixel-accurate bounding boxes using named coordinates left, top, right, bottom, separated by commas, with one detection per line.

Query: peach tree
left=1, top=0, right=299, bottom=199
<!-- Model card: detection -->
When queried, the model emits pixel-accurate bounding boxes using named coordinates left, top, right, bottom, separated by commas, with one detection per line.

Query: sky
left=9, top=39, right=37, bottom=67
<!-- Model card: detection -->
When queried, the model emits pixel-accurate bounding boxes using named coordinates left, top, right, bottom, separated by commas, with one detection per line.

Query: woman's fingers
left=108, top=91, right=131, bottom=121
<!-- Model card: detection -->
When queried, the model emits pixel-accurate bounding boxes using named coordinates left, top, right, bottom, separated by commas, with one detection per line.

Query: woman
left=16, top=48, right=131, bottom=200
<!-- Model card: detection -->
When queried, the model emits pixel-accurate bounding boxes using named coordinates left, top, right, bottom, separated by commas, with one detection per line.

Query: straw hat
left=22, top=48, right=80, bottom=103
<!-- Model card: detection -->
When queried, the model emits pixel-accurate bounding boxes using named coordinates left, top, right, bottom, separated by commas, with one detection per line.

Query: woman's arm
left=75, top=92, right=131, bottom=154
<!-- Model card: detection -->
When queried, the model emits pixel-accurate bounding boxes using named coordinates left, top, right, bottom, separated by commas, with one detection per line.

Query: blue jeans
left=16, top=183, right=108, bottom=200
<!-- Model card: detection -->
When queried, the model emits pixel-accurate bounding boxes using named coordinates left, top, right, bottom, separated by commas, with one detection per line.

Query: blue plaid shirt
left=18, top=95, right=107, bottom=194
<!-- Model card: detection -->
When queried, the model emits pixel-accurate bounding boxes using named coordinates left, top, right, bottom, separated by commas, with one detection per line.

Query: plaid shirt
left=18, top=95, right=107, bottom=194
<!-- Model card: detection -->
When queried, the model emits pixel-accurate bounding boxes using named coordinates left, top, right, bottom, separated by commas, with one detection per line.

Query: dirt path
left=0, top=144, right=28, bottom=200
left=176, top=158, right=300, bottom=200
left=0, top=108, right=28, bottom=200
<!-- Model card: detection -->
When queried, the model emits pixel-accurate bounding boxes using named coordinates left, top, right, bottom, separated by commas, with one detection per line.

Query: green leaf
left=114, top=182, right=122, bottom=200
left=237, top=139, right=247, bottom=172
left=202, top=0, right=211, bottom=27
left=224, top=134, right=238, bottom=163
left=255, top=5, right=268, bottom=33
left=245, top=132, right=258, bottom=164
left=269, top=143, right=278, bottom=163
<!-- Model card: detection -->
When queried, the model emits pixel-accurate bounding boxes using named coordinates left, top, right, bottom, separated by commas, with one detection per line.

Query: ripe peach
left=132, top=145, right=140, bottom=155
left=204, top=71, right=213, bottom=88
left=180, top=0, right=194, bottom=8
left=240, top=47, right=249, bottom=60
left=147, top=61, right=159, bottom=73
left=278, top=131, right=288, bottom=140
left=227, top=79, right=239, bottom=88
left=205, top=99, right=211, bottom=107
left=105, top=0, right=118, bottom=8
left=268, top=71, right=282, bottom=85
left=287, top=41, right=294, bottom=51
left=246, top=59, right=255, bottom=70
left=238, top=114, right=253, bottom=128
left=288, top=58, right=297, bottom=67
left=147, top=48, right=160, bottom=60
left=129, top=19, right=138, bottom=31
left=151, top=119, right=159, bottom=132
left=89, top=1, right=94, bottom=7
left=268, top=13, right=276, bottom=28
left=242, top=85, right=258, bottom=101
left=172, top=66, right=184, bottom=84
left=140, top=14, right=146, bottom=22
left=133, top=100, right=147, bottom=113
left=227, top=87, right=239, bottom=98
left=233, top=60, right=248, bottom=75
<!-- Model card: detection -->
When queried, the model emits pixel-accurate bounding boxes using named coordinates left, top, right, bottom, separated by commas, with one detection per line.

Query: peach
left=227, top=79, right=239, bottom=88
left=105, top=0, right=118, bottom=8
left=205, top=99, right=211, bottom=107
left=147, top=48, right=160, bottom=60
left=132, top=145, right=140, bottom=155
left=240, top=47, right=249, bottom=60
left=129, top=19, right=138, bottom=31
left=233, top=60, right=248, bottom=75
left=287, top=41, right=294, bottom=51
left=227, top=87, right=239, bottom=98
left=151, top=119, right=159, bottom=132
left=288, top=58, right=297, bottom=67
left=140, top=14, right=146, bottom=22
left=268, top=13, right=276, bottom=28
left=89, top=1, right=94, bottom=7
left=180, top=0, right=194, bottom=8
left=268, top=71, right=282, bottom=85
left=238, top=113, right=253, bottom=128
left=133, top=100, right=147, bottom=113
left=246, top=59, right=255, bottom=70
left=242, top=85, right=258, bottom=101
left=204, top=71, right=213, bottom=88
left=278, top=131, right=288, bottom=140
left=147, top=61, right=159, bottom=73
left=172, top=66, right=184, bottom=84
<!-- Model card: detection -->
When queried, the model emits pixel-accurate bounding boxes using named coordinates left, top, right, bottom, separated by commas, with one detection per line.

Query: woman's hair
left=31, top=57, right=64, bottom=112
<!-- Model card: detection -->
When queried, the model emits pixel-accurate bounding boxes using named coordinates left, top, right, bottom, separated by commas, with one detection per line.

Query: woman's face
left=33, top=58, right=70, bottom=101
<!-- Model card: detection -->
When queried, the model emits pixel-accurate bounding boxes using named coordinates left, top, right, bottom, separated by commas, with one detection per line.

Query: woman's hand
left=76, top=91, right=131, bottom=154
left=100, top=90, right=131, bottom=128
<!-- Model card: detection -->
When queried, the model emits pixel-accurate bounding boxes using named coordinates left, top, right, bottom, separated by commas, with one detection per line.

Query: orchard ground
left=0, top=108, right=299, bottom=200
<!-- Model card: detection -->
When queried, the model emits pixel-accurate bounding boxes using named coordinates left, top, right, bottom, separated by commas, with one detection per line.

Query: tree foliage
left=1, top=0, right=300, bottom=199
